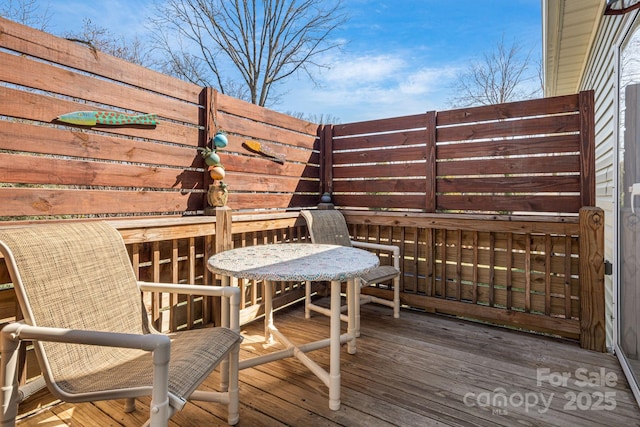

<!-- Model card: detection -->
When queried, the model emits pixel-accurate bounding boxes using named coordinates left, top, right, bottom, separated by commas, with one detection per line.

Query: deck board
left=16, top=300, right=640, bottom=426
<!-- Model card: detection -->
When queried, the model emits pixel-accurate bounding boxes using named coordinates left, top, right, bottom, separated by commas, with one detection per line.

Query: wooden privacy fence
left=0, top=18, right=604, bottom=352
left=0, top=19, right=205, bottom=217
left=0, top=17, right=319, bottom=220
left=322, top=91, right=594, bottom=214
left=0, top=16, right=596, bottom=219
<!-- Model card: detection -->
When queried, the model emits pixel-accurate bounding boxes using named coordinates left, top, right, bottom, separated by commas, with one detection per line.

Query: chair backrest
left=0, top=222, right=148, bottom=383
left=300, top=210, right=353, bottom=247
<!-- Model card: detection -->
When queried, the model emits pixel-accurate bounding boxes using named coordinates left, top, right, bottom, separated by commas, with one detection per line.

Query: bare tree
left=150, top=0, right=347, bottom=107
left=0, top=0, right=52, bottom=31
left=449, top=36, right=542, bottom=108
left=64, top=19, right=152, bottom=66
left=286, top=111, right=341, bottom=124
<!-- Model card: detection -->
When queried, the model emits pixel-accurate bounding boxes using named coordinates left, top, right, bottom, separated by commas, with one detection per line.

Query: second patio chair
left=300, top=209, right=400, bottom=335
left=0, top=221, right=242, bottom=427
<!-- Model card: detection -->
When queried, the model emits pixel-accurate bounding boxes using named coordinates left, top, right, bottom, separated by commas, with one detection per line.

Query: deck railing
left=342, top=208, right=604, bottom=349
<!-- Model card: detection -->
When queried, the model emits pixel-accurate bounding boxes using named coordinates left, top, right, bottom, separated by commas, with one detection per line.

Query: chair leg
left=0, top=324, right=21, bottom=427
left=393, top=275, right=400, bottom=318
left=149, top=343, right=171, bottom=427
left=124, top=398, right=136, bottom=413
left=227, top=343, right=240, bottom=425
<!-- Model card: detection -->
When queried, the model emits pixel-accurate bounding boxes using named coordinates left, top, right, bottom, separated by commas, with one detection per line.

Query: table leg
left=220, top=275, right=231, bottom=391
left=305, top=280, right=311, bottom=319
left=347, top=278, right=357, bottom=355
left=264, top=280, right=275, bottom=344
left=220, top=275, right=230, bottom=328
left=355, top=277, right=362, bottom=338
left=329, top=279, right=341, bottom=410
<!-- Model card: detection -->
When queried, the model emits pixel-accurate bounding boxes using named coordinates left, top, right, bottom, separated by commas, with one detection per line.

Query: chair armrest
left=138, top=282, right=239, bottom=299
left=0, top=322, right=171, bottom=423
left=137, top=282, right=241, bottom=330
left=351, top=241, right=400, bottom=269
left=351, top=240, right=399, bottom=254
left=1, top=322, right=169, bottom=352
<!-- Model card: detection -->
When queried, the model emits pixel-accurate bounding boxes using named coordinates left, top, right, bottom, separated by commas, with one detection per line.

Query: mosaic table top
left=207, top=243, right=379, bottom=282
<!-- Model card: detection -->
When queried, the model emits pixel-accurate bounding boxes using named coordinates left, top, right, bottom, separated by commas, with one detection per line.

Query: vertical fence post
left=215, top=206, right=233, bottom=253
left=320, top=124, right=334, bottom=199
left=210, top=206, right=233, bottom=325
left=579, top=206, right=606, bottom=351
left=580, top=90, right=596, bottom=207
left=200, top=88, right=218, bottom=212
left=425, top=111, right=437, bottom=213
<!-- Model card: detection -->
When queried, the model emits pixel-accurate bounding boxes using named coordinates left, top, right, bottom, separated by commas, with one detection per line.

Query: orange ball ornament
left=209, top=165, right=225, bottom=180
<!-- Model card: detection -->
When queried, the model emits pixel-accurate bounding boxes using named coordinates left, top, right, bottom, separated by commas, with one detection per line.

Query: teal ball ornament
left=213, top=131, right=228, bottom=148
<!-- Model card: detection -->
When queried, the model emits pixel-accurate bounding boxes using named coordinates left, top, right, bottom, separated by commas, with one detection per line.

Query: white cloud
left=399, top=67, right=459, bottom=96
left=278, top=53, right=461, bottom=122
left=321, top=54, right=406, bottom=85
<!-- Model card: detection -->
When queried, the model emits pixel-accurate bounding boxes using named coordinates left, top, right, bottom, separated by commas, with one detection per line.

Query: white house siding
left=579, top=12, right=638, bottom=350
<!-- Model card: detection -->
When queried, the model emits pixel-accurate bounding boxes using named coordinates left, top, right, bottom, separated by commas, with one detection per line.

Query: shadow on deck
left=16, top=301, right=640, bottom=426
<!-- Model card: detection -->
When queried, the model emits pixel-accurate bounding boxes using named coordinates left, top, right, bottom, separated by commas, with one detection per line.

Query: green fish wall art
left=56, top=111, right=157, bottom=127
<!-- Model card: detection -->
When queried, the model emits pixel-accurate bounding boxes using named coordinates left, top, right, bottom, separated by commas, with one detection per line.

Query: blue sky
left=27, top=0, right=541, bottom=123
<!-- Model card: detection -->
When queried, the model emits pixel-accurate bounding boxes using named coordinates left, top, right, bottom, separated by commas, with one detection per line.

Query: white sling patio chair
left=300, top=210, right=400, bottom=335
left=0, top=221, right=242, bottom=427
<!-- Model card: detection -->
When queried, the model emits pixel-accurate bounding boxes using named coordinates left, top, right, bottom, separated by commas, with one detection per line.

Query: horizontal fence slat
left=333, top=178, right=426, bottom=193
left=437, top=175, right=581, bottom=193
left=436, top=134, right=581, bottom=159
left=333, top=145, right=427, bottom=165
left=215, top=93, right=318, bottom=136
left=228, top=172, right=319, bottom=193
left=227, top=193, right=319, bottom=210
left=342, top=206, right=581, bottom=232
left=114, top=220, right=217, bottom=243
left=333, top=162, right=426, bottom=179
left=436, top=93, right=580, bottom=125
left=437, top=154, right=581, bottom=176
left=217, top=113, right=318, bottom=151
left=0, top=154, right=202, bottom=190
left=0, top=121, right=199, bottom=165
left=0, top=87, right=200, bottom=147
left=333, top=194, right=426, bottom=210
left=0, top=51, right=201, bottom=124
left=0, top=17, right=201, bottom=101
left=333, top=129, right=426, bottom=150
left=220, top=134, right=318, bottom=165
left=333, top=113, right=428, bottom=137
left=437, top=194, right=582, bottom=213
left=411, top=294, right=581, bottom=337
left=0, top=188, right=201, bottom=217
left=223, top=155, right=319, bottom=180
left=437, top=114, right=580, bottom=143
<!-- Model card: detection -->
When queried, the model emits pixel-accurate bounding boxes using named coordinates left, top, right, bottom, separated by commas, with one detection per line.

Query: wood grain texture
left=16, top=304, right=639, bottom=426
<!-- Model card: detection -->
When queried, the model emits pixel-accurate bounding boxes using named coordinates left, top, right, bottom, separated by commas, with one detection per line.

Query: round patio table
left=207, top=243, right=379, bottom=410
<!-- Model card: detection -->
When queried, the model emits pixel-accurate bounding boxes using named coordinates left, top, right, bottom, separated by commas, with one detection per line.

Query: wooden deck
left=16, top=300, right=640, bottom=426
